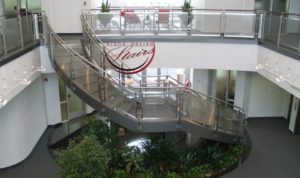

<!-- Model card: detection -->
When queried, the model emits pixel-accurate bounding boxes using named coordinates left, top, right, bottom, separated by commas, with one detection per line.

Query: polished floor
left=0, top=118, right=300, bottom=178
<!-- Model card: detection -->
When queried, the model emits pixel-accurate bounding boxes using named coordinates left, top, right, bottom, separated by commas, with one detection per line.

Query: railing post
left=176, top=89, right=182, bottom=128
left=215, top=101, right=220, bottom=133
left=17, top=0, right=24, bottom=47
left=49, top=32, right=54, bottom=65
left=259, top=12, right=266, bottom=40
left=276, top=14, right=283, bottom=47
left=69, top=55, right=74, bottom=88
left=220, top=11, right=226, bottom=38
left=2, top=21, right=8, bottom=54
left=135, top=92, right=143, bottom=131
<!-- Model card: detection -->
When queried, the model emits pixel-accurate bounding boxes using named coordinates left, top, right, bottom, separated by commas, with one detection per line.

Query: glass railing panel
left=224, top=12, right=256, bottom=38
left=182, top=91, right=217, bottom=127
left=279, top=16, right=300, bottom=51
left=217, top=106, right=238, bottom=134
left=53, top=40, right=73, bottom=78
left=158, top=12, right=188, bottom=36
left=2, top=18, right=21, bottom=52
left=262, top=13, right=281, bottom=44
left=92, top=12, right=121, bottom=36
left=140, top=91, right=178, bottom=119
left=123, top=11, right=149, bottom=34
left=21, top=15, right=34, bottom=45
left=0, top=31, right=4, bottom=55
left=191, top=11, right=222, bottom=37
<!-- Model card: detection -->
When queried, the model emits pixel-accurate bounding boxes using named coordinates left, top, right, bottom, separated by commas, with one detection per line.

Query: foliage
left=81, top=116, right=119, bottom=148
left=122, top=147, right=144, bottom=175
left=184, top=164, right=213, bottom=178
left=177, top=150, right=198, bottom=172
left=55, top=135, right=110, bottom=178
left=101, top=0, right=110, bottom=12
left=219, top=144, right=244, bottom=169
left=165, top=172, right=181, bottom=178
left=136, top=170, right=154, bottom=178
left=200, top=142, right=224, bottom=169
left=142, top=136, right=178, bottom=175
left=112, top=170, right=129, bottom=178
left=181, top=0, right=192, bottom=12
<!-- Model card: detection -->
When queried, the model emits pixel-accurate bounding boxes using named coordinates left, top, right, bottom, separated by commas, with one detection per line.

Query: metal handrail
left=81, top=10, right=246, bottom=115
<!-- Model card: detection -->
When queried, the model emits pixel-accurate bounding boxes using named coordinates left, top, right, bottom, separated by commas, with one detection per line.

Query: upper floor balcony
left=83, top=8, right=300, bottom=56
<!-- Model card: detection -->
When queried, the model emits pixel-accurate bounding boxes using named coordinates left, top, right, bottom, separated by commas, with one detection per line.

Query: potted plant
left=180, top=0, right=194, bottom=27
left=99, top=0, right=113, bottom=28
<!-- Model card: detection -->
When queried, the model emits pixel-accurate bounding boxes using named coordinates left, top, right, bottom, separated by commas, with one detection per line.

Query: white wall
left=43, top=73, right=62, bottom=125
left=234, top=71, right=252, bottom=115
left=0, top=76, right=48, bottom=168
left=42, top=0, right=91, bottom=33
left=146, top=42, right=257, bottom=71
left=191, top=69, right=210, bottom=95
left=203, top=0, right=255, bottom=10
left=257, top=46, right=300, bottom=98
left=247, top=73, right=290, bottom=118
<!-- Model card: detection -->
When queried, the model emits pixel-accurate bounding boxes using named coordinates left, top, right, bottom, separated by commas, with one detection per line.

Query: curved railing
left=78, top=11, right=246, bottom=142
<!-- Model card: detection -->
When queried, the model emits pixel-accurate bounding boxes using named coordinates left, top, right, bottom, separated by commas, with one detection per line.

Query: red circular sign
left=104, top=42, right=155, bottom=74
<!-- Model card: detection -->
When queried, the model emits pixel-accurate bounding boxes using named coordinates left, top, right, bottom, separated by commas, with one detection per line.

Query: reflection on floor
left=0, top=118, right=300, bottom=178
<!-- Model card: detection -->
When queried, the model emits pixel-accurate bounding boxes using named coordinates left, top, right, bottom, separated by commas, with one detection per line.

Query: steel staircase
left=45, top=13, right=246, bottom=144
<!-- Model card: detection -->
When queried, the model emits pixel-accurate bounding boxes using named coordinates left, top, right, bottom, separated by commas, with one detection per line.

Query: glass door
left=58, top=78, right=85, bottom=122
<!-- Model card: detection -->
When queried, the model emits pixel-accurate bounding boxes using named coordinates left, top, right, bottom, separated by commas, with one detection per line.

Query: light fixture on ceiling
left=0, top=98, right=8, bottom=106
left=255, top=64, right=263, bottom=70
left=32, top=65, right=46, bottom=72
left=14, top=78, right=31, bottom=85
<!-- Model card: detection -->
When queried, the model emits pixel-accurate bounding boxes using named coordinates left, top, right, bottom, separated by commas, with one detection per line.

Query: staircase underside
left=54, top=39, right=242, bottom=144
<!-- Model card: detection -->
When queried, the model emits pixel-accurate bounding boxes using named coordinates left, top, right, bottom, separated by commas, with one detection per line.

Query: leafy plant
left=112, top=169, right=129, bottom=178
left=177, top=150, right=198, bottom=172
left=181, top=0, right=192, bottom=12
left=122, top=147, right=144, bottom=175
left=184, top=164, right=213, bottom=178
left=81, top=117, right=119, bottom=148
left=142, top=136, right=178, bottom=175
left=101, top=0, right=110, bottom=12
left=136, top=170, right=154, bottom=178
left=55, top=135, right=110, bottom=178
left=165, top=172, right=181, bottom=178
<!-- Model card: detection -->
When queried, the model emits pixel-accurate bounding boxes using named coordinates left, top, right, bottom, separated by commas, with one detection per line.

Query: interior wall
left=247, top=73, right=290, bottom=118
left=43, top=73, right=61, bottom=125
left=42, top=0, right=91, bottom=33
left=147, top=42, right=258, bottom=71
left=203, top=0, right=255, bottom=10
left=0, top=76, right=48, bottom=168
left=191, top=69, right=210, bottom=95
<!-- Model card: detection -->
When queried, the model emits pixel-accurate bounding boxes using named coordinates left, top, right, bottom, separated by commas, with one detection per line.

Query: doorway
left=58, top=78, right=85, bottom=122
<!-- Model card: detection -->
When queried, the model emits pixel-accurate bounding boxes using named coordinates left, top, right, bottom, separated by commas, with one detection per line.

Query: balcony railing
left=83, top=9, right=300, bottom=56
left=0, top=12, right=42, bottom=65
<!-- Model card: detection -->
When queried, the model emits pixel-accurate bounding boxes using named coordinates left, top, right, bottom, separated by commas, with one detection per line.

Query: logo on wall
left=104, top=42, right=155, bottom=74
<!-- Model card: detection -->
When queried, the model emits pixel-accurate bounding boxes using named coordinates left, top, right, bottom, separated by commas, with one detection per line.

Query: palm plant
left=101, top=0, right=110, bottom=12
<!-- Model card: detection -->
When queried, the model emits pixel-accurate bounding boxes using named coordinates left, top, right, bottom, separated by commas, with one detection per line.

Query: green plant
left=181, top=0, right=192, bottom=12
left=55, top=135, right=110, bottom=178
left=112, top=169, right=129, bottom=178
left=142, top=137, right=178, bottom=175
left=136, top=170, right=154, bottom=178
left=178, top=150, right=198, bottom=172
left=122, top=147, right=144, bottom=175
left=81, top=117, right=119, bottom=148
left=184, top=164, right=213, bottom=178
left=101, top=0, right=110, bottom=12
left=165, top=172, right=181, bottom=178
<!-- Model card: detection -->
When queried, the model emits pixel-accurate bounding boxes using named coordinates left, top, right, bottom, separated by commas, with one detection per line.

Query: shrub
left=112, top=169, right=129, bottom=178
left=81, top=116, right=119, bottom=148
left=136, top=170, right=154, bottom=178
left=142, top=136, right=178, bottom=175
left=55, top=135, right=110, bottom=178
left=184, top=164, right=213, bottom=178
